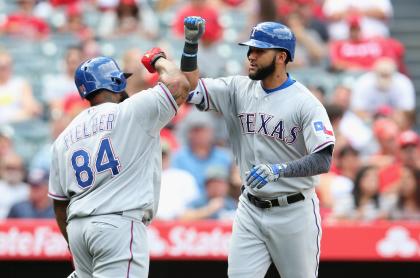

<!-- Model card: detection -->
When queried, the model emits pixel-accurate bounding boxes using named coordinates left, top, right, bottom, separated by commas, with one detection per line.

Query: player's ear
left=276, top=51, right=287, bottom=64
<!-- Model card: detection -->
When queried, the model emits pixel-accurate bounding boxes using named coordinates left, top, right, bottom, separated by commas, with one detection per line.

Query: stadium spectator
left=57, top=3, right=93, bottom=40
left=350, top=165, right=389, bottom=221
left=398, top=130, right=420, bottom=172
left=319, top=145, right=360, bottom=220
left=80, top=37, right=102, bottom=60
left=30, top=114, right=72, bottom=171
left=323, top=0, right=393, bottom=40
left=277, top=0, right=328, bottom=41
left=0, top=152, right=29, bottom=218
left=350, top=58, right=416, bottom=128
left=121, top=48, right=157, bottom=96
left=0, top=127, right=14, bottom=158
left=331, top=145, right=361, bottom=181
left=7, top=168, right=54, bottom=218
left=96, top=0, right=159, bottom=38
left=0, top=49, right=42, bottom=125
left=388, top=167, right=420, bottom=220
left=368, top=118, right=402, bottom=198
left=156, top=140, right=200, bottom=220
left=50, top=0, right=81, bottom=6
left=324, top=103, right=347, bottom=160
left=329, top=15, right=405, bottom=72
left=171, top=109, right=232, bottom=194
left=0, top=0, right=50, bottom=40
left=172, top=0, right=225, bottom=77
left=42, top=46, right=83, bottom=119
left=228, top=163, right=242, bottom=201
left=330, top=84, right=374, bottom=155
left=285, top=12, right=327, bottom=68
left=308, top=84, right=327, bottom=104
left=180, top=166, right=237, bottom=221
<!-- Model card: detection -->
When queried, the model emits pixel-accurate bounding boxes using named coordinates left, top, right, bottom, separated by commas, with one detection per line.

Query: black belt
left=241, top=186, right=305, bottom=209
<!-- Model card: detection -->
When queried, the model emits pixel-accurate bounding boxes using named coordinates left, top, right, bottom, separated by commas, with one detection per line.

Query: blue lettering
left=238, top=114, right=246, bottom=133
left=246, top=114, right=256, bottom=133
left=257, top=114, right=273, bottom=135
left=286, top=126, right=301, bottom=144
left=270, top=120, right=284, bottom=140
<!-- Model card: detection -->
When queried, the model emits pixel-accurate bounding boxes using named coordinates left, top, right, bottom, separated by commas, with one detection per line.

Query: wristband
left=181, top=42, right=198, bottom=72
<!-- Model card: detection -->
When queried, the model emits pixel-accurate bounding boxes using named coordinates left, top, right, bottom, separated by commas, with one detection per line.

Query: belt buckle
left=262, top=199, right=272, bottom=208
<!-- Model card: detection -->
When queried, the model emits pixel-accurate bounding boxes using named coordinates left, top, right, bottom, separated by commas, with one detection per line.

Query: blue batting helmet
left=239, top=22, right=296, bottom=61
left=74, top=56, right=132, bottom=99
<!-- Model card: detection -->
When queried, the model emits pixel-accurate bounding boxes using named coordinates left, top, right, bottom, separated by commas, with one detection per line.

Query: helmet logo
left=250, top=27, right=256, bottom=38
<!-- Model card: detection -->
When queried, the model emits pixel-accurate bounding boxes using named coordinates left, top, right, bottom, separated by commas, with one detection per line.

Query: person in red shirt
left=329, top=15, right=405, bottom=72
left=368, top=118, right=402, bottom=195
left=172, top=0, right=223, bottom=44
left=0, top=0, right=50, bottom=40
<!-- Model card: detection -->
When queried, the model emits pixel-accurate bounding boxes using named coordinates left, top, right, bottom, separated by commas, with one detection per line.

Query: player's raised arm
left=141, top=48, right=190, bottom=106
left=181, top=16, right=205, bottom=89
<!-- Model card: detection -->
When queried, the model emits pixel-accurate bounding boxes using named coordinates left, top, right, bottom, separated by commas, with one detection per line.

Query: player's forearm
left=53, top=200, right=70, bottom=243
left=184, top=70, right=200, bottom=91
left=283, top=146, right=333, bottom=178
left=182, top=17, right=205, bottom=89
left=154, top=58, right=191, bottom=106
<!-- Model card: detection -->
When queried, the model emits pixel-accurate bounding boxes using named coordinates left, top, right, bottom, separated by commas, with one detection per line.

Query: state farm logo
left=376, top=226, right=419, bottom=258
left=148, top=225, right=231, bottom=257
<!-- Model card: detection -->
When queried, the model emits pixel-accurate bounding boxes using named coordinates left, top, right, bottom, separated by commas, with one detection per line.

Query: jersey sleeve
left=301, top=99, right=335, bottom=154
left=124, top=82, right=178, bottom=134
left=195, top=77, right=237, bottom=114
left=48, top=144, right=69, bottom=201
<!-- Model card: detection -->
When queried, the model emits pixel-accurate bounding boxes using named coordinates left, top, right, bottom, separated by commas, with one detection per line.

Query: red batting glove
left=141, top=47, right=167, bottom=73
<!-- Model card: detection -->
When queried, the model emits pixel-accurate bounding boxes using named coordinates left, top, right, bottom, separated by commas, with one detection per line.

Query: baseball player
left=183, top=18, right=335, bottom=278
left=48, top=48, right=192, bottom=277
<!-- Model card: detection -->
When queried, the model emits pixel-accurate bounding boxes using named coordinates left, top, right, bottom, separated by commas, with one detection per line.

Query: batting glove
left=141, top=47, right=167, bottom=73
left=245, top=164, right=286, bottom=189
left=184, top=16, right=206, bottom=44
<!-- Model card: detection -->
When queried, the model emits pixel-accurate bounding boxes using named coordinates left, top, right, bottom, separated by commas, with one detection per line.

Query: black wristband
left=181, top=42, right=198, bottom=72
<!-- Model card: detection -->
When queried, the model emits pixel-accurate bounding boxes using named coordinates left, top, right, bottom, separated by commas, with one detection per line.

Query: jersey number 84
left=71, top=138, right=121, bottom=189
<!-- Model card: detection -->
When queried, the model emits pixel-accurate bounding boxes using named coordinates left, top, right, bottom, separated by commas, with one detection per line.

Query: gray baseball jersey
left=196, top=76, right=335, bottom=197
left=194, top=75, right=332, bottom=278
left=48, top=83, right=178, bottom=222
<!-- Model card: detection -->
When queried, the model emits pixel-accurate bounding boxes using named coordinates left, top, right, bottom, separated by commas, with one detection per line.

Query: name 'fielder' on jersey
left=48, top=47, right=191, bottom=277
left=183, top=17, right=335, bottom=278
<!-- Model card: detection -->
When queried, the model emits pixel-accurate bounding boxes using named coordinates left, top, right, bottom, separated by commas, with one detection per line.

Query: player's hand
left=184, top=16, right=206, bottom=44
left=245, top=164, right=283, bottom=189
left=141, top=47, right=167, bottom=73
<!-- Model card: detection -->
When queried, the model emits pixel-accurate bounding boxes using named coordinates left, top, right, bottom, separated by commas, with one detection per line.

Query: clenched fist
left=184, top=16, right=206, bottom=44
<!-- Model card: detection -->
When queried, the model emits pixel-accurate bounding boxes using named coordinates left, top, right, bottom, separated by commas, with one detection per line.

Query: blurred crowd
left=0, top=0, right=419, bottom=223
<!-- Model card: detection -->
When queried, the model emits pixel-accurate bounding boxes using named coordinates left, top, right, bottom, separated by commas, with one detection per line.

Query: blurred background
left=0, top=0, right=420, bottom=277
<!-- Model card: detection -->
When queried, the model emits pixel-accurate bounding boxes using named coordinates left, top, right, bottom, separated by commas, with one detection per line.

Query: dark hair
left=353, top=165, right=379, bottom=208
left=117, top=1, right=139, bottom=20
left=337, top=145, right=358, bottom=159
left=325, top=104, right=345, bottom=123
left=397, top=168, right=420, bottom=209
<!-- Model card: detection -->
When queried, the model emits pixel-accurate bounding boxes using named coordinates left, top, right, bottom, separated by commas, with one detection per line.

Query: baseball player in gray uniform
left=183, top=18, right=335, bottom=278
left=48, top=47, right=192, bottom=277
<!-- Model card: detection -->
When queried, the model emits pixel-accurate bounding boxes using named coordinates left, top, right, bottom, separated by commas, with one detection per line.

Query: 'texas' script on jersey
left=238, top=112, right=301, bottom=144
